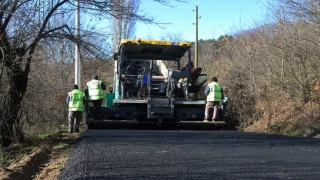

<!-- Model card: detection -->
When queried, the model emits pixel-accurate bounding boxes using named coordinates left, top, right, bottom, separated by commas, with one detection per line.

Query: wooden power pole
left=75, top=0, right=81, bottom=89
left=195, top=5, right=198, bottom=68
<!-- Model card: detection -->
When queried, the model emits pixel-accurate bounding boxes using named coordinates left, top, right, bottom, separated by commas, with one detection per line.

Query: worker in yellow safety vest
left=204, top=77, right=224, bottom=122
left=66, top=84, right=85, bottom=133
left=85, top=75, right=106, bottom=120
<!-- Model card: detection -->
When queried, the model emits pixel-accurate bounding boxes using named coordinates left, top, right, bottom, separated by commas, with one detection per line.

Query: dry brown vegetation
left=200, top=0, right=320, bottom=137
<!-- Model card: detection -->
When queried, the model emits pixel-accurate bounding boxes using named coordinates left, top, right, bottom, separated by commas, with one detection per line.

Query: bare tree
left=160, top=32, right=184, bottom=41
left=111, top=0, right=140, bottom=51
left=276, top=0, right=320, bottom=24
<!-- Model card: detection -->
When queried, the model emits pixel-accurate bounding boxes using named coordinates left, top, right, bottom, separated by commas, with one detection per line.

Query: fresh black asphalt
left=59, top=130, right=320, bottom=180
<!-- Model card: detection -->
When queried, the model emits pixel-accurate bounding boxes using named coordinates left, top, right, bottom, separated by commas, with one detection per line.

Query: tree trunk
left=1, top=63, right=28, bottom=147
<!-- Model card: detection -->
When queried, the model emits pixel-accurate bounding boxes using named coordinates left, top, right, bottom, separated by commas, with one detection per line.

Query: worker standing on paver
left=85, top=75, right=106, bottom=120
left=204, top=77, right=224, bottom=122
left=66, top=84, right=85, bottom=133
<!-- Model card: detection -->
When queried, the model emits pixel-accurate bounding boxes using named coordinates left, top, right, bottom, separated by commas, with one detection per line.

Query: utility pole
left=75, top=0, right=81, bottom=89
left=194, top=5, right=199, bottom=68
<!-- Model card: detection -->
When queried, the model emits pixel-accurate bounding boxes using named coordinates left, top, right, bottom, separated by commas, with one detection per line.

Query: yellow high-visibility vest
left=87, top=79, right=104, bottom=100
left=207, top=82, right=222, bottom=102
left=68, top=89, right=85, bottom=111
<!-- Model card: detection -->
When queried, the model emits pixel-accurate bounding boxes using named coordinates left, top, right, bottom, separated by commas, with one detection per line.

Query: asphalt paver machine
left=86, top=39, right=226, bottom=127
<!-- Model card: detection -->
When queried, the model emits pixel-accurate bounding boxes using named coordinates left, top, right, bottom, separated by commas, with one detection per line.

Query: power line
left=179, top=10, right=193, bottom=27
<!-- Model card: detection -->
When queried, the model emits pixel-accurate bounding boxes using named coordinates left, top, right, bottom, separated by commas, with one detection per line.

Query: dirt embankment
left=0, top=132, right=78, bottom=180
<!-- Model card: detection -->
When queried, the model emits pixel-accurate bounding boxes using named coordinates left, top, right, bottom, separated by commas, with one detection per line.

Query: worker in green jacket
left=85, top=75, right=106, bottom=120
left=204, top=77, right=224, bottom=121
left=66, top=84, right=85, bottom=133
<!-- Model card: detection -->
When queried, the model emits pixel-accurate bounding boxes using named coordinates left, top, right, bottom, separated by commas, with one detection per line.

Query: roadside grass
left=53, top=142, right=70, bottom=150
left=25, top=130, right=61, bottom=147
left=247, top=111, right=320, bottom=138
left=0, top=129, right=81, bottom=168
left=0, top=150, right=13, bottom=166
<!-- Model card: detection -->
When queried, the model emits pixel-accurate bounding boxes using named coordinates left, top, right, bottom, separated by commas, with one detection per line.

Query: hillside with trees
left=200, top=0, right=320, bottom=136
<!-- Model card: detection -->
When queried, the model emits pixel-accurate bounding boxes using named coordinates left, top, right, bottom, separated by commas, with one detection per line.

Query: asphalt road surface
left=59, top=129, right=320, bottom=180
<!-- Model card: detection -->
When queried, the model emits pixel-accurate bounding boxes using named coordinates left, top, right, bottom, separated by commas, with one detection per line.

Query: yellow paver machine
left=86, top=39, right=227, bottom=128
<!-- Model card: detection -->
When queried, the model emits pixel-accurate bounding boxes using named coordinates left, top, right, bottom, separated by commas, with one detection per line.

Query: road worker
left=177, top=61, right=197, bottom=89
left=66, top=84, right=85, bottom=133
left=204, top=77, right=224, bottom=122
left=85, top=75, right=106, bottom=120
left=188, top=61, right=197, bottom=74
left=181, top=61, right=196, bottom=74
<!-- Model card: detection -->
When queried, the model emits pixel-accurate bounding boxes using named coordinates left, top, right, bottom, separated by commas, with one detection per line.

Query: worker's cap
left=73, top=84, right=79, bottom=89
left=92, top=74, right=99, bottom=80
left=211, top=77, right=218, bottom=82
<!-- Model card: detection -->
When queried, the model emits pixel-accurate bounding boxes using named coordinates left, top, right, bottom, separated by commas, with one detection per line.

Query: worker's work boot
left=203, top=117, right=209, bottom=122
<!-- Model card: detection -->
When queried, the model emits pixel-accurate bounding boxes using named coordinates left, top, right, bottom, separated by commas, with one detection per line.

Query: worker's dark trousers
left=68, top=111, right=82, bottom=132
left=92, top=99, right=103, bottom=119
